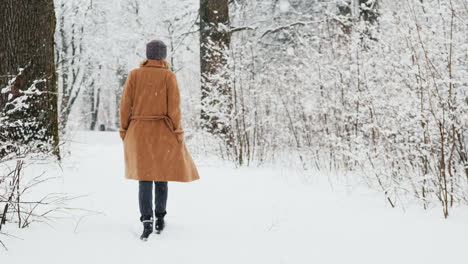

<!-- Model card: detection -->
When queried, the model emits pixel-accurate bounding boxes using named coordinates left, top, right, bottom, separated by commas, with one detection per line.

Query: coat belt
left=130, top=115, right=181, bottom=136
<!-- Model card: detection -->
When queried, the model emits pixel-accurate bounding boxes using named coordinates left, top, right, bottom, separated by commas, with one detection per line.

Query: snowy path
left=2, top=132, right=468, bottom=264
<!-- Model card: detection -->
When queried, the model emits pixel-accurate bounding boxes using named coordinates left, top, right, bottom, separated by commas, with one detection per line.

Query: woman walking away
left=119, top=40, right=200, bottom=241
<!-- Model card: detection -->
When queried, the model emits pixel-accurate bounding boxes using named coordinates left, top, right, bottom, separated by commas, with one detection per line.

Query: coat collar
left=140, top=59, right=170, bottom=69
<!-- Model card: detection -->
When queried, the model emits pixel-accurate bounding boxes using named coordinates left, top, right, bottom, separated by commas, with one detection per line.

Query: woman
left=119, top=40, right=200, bottom=241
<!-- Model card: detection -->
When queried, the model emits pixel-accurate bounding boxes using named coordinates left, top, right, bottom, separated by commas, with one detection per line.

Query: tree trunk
left=0, top=0, right=60, bottom=157
left=56, top=2, right=87, bottom=132
left=89, top=86, right=101, bottom=131
left=199, top=0, right=233, bottom=138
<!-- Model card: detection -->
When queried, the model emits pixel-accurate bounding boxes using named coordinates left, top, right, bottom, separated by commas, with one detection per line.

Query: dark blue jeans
left=139, top=181, right=168, bottom=221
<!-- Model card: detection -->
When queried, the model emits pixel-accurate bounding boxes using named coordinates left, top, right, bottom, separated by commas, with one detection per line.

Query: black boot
left=155, top=217, right=165, bottom=234
left=140, top=217, right=153, bottom=241
left=155, top=210, right=166, bottom=234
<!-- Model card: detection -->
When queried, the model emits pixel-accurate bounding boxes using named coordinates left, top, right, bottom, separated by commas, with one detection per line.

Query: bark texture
left=0, top=0, right=59, bottom=154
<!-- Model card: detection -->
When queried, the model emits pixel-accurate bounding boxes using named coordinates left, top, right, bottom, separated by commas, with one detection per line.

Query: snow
left=2, top=131, right=468, bottom=263
left=279, top=0, right=291, bottom=13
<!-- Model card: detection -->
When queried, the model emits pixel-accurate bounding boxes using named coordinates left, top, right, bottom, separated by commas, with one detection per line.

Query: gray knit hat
left=146, top=40, right=167, bottom=60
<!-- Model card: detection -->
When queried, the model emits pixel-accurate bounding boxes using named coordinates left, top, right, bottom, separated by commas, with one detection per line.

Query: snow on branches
left=228, top=0, right=468, bottom=216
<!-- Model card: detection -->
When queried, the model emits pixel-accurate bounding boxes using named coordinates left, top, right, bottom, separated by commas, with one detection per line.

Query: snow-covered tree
left=0, top=0, right=60, bottom=157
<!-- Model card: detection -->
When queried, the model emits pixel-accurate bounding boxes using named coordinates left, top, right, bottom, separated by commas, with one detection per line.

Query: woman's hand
left=176, top=133, right=184, bottom=144
left=120, top=129, right=126, bottom=140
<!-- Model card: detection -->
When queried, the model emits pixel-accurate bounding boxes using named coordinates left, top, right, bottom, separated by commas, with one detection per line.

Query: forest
left=1, top=0, right=467, bottom=262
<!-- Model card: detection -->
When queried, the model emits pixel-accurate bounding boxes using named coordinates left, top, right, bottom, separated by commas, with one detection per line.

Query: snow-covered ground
left=1, top=132, right=468, bottom=264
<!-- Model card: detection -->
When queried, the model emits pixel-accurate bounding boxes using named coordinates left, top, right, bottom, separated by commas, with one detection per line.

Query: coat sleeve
left=167, top=72, right=184, bottom=143
left=119, top=70, right=135, bottom=140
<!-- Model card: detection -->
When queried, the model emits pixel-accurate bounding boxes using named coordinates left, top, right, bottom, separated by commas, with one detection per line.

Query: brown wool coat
left=119, top=59, right=200, bottom=182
